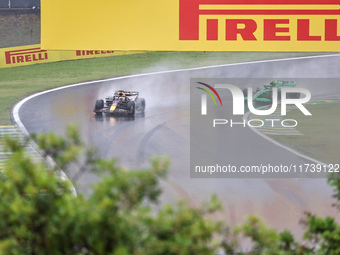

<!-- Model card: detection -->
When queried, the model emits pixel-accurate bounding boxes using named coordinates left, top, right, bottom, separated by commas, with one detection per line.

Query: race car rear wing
left=114, top=90, right=139, bottom=97
left=272, top=80, right=296, bottom=87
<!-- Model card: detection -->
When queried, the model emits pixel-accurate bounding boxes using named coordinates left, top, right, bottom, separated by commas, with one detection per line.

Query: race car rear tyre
left=128, top=103, right=135, bottom=116
left=94, top=100, right=104, bottom=113
left=136, top=98, right=146, bottom=113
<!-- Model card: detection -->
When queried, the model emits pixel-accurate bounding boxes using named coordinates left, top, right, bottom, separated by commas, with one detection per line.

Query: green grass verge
left=271, top=103, right=340, bottom=164
left=0, top=51, right=329, bottom=125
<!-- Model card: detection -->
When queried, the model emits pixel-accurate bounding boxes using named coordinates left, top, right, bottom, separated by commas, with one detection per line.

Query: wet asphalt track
left=16, top=55, right=340, bottom=237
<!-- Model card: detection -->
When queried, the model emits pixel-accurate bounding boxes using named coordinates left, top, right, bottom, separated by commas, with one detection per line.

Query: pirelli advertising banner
left=0, top=44, right=144, bottom=68
left=41, top=0, right=340, bottom=52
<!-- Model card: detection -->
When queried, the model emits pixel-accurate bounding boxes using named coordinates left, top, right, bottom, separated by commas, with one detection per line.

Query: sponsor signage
left=0, top=45, right=145, bottom=68
left=41, top=0, right=340, bottom=51
left=5, top=47, right=48, bottom=65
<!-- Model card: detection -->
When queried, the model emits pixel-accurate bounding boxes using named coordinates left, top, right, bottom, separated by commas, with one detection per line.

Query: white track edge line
left=243, top=108, right=328, bottom=168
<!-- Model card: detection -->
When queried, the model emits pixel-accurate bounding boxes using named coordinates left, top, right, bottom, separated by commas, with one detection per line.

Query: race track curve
left=14, top=54, right=340, bottom=238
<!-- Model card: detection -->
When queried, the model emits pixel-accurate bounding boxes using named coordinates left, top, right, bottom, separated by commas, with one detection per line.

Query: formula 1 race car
left=93, top=90, right=145, bottom=115
left=244, top=80, right=300, bottom=104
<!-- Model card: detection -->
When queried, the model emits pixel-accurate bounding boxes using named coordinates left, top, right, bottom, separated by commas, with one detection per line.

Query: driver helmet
left=118, top=92, right=126, bottom=101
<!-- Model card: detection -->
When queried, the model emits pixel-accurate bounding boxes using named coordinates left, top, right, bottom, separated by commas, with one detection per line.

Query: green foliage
left=222, top=216, right=302, bottom=255
left=141, top=195, right=223, bottom=255
left=302, top=213, right=340, bottom=255
left=328, top=172, right=340, bottom=209
left=299, top=172, right=340, bottom=255
left=279, top=230, right=298, bottom=252
left=237, top=215, right=280, bottom=254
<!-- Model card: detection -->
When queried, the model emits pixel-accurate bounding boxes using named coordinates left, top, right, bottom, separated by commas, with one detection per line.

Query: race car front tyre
left=94, top=99, right=104, bottom=113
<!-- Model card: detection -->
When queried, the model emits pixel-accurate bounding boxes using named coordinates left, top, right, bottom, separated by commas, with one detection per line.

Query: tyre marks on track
left=137, top=122, right=167, bottom=163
